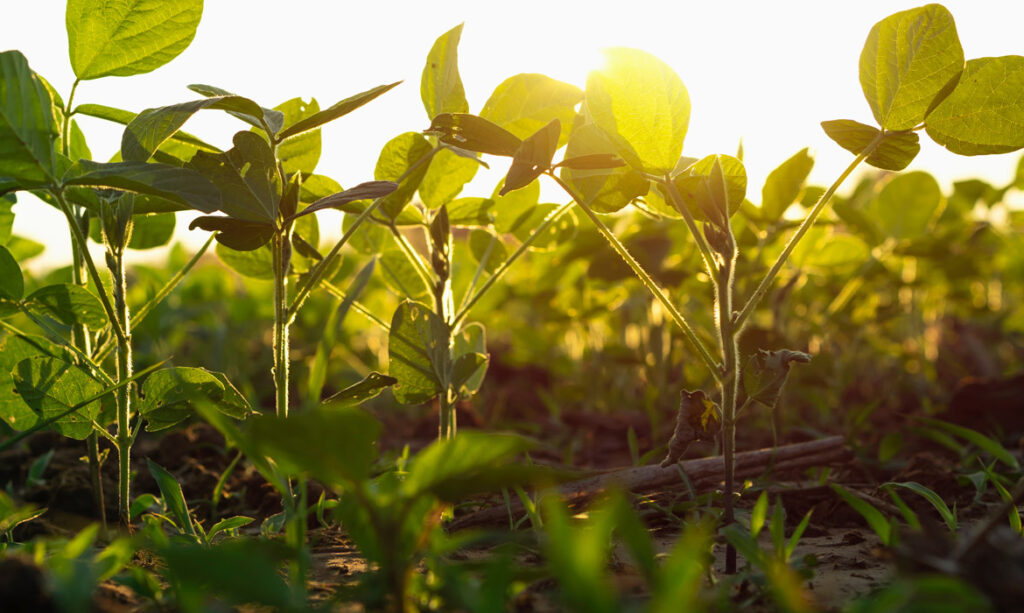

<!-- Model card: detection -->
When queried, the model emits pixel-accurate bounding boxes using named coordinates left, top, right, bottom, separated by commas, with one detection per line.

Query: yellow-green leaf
left=421, top=24, right=468, bottom=120
left=480, top=73, right=582, bottom=146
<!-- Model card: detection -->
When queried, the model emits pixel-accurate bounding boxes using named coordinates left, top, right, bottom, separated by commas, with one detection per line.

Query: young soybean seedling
left=426, top=3, right=1024, bottom=574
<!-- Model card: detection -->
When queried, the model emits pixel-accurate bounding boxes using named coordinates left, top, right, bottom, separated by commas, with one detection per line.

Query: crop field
left=1, top=2, right=1023, bottom=612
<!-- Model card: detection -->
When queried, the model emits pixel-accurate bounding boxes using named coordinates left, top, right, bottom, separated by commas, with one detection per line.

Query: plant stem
left=546, top=172, right=722, bottom=381
left=108, top=249, right=134, bottom=528
left=734, top=133, right=883, bottom=331
left=272, top=232, right=291, bottom=419
left=715, top=226, right=740, bottom=575
left=660, top=176, right=720, bottom=279
left=61, top=80, right=80, bottom=157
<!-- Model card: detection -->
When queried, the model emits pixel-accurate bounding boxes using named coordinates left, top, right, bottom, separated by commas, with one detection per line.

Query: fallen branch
left=450, top=436, right=847, bottom=530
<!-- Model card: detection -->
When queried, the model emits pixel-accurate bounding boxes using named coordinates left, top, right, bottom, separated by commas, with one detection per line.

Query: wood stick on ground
left=450, top=435, right=847, bottom=530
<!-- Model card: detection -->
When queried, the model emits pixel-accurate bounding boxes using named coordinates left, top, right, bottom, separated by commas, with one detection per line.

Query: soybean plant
left=426, top=3, right=1024, bottom=573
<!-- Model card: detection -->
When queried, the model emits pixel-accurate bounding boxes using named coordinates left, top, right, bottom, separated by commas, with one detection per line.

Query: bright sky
left=6, top=1, right=1023, bottom=269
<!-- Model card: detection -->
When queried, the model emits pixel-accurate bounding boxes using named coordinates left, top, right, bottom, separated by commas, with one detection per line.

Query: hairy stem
left=272, top=232, right=291, bottom=419
left=108, top=250, right=133, bottom=527
left=661, top=176, right=720, bottom=279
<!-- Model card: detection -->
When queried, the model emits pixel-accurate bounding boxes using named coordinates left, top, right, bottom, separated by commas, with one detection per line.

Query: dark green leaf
left=248, top=406, right=381, bottom=484
left=501, top=119, right=560, bottom=196
left=276, top=81, right=400, bottom=141
left=0, top=334, right=71, bottom=432
left=289, top=180, right=398, bottom=221
left=322, top=372, right=397, bottom=408
left=0, top=245, right=24, bottom=300
left=451, top=353, right=487, bottom=397
left=187, top=84, right=284, bottom=134
left=0, top=51, right=58, bottom=186
left=820, top=119, right=920, bottom=170
left=66, top=0, right=202, bottom=80
left=12, top=357, right=102, bottom=439
left=926, top=55, right=1024, bottom=155
left=388, top=300, right=446, bottom=405
left=189, top=216, right=274, bottom=251
left=140, top=367, right=232, bottom=432
left=63, top=159, right=221, bottom=214
left=186, top=131, right=278, bottom=221
left=0, top=194, right=14, bottom=244
left=453, top=322, right=487, bottom=396
left=24, top=284, right=107, bottom=329
left=859, top=4, right=964, bottom=130
left=147, top=458, right=196, bottom=535
left=421, top=24, right=468, bottom=119
left=126, top=212, right=175, bottom=250
left=122, top=97, right=268, bottom=162
left=426, top=113, right=522, bottom=157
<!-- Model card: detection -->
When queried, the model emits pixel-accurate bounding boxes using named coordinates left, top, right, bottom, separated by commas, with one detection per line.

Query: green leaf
left=272, top=97, right=321, bottom=175
left=453, top=322, right=487, bottom=396
left=447, top=197, right=495, bottom=226
left=419, top=148, right=478, bottom=209
left=388, top=300, right=446, bottom=405
left=126, top=212, right=175, bottom=250
left=186, top=131, right=278, bottom=221
left=380, top=249, right=431, bottom=299
left=501, top=119, right=560, bottom=195
left=0, top=245, right=24, bottom=300
left=211, top=213, right=317, bottom=279
left=0, top=194, right=14, bottom=244
left=559, top=118, right=648, bottom=213
left=426, top=113, right=521, bottom=157
left=481, top=73, right=582, bottom=146
left=139, top=367, right=237, bottom=432
left=820, top=119, right=920, bottom=170
left=24, top=284, right=107, bottom=329
left=289, top=181, right=398, bottom=221
left=146, top=459, right=196, bottom=536
left=831, top=484, right=892, bottom=545
left=403, top=432, right=533, bottom=501
left=121, top=96, right=268, bottom=163
left=760, top=148, right=814, bottom=223
left=248, top=406, right=381, bottom=484
left=750, top=491, right=769, bottom=538
left=669, top=154, right=746, bottom=222
left=918, top=417, right=1020, bottom=470
left=66, top=0, right=202, bottom=80
left=191, top=217, right=274, bottom=251
left=12, top=357, right=102, bottom=439
left=510, top=203, right=577, bottom=251
left=859, top=4, right=963, bottom=131
left=63, top=159, right=221, bottom=214
left=375, top=132, right=434, bottom=219
left=868, top=171, right=943, bottom=241
left=586, top=48, right=690, bottom=173
left=421, top=24, right=468, bottom=119
left=276, top=81, right=400, bottom=141
left=791, top=227, right=870, bottom=270
left=322, top=372, right=397, bottom=408
left=883, top=481, right=957, bottom=532
left=925, top=55, right=1024, bottom=155
left=468, top=229, right=507, bottom=274
left=0, top=334, right=71, bottom=432
left=187, top=84, right=284, bottom=134
left=0, top=51, right=58, bottom=186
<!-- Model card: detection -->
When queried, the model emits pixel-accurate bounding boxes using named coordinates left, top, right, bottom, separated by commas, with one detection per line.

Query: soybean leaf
left=375, top=132, right=434, bottom=219
left=276, top=81, right=400, bottom=141
left=419, top=148, right=478, bottom=209
left=669, top=154, right=746, bottom=222
left=186, top=131, right=278, bottom=221
left=63, top=159, right=221, bottom=213
left=0, top=245, right=24, bottom=301
left=791, top=227, right=870, bottom=270
left=24, top=284, right=107, bottom=329
left=12, top=357, right=102, bottom=440
left=453, top=322, right=487, bottom=396
left=126, top=212, right=175, bottom=250
left=0, top=194, right=14, bottom=243
left=323, top=372, right=397, bottom=408
left=247, top=407, right=381, bottom=484
left=468, top=229, right=507, bottom=274
left=206, top=516, right=254, bottom=541
left=189, top=217, right=274, bottom=251
left=821, top=119, right=920, bottom=170
left=426, top=113, right=521, bottom=157
left=0, top=334, right=72, bottom=432
left=421, top=24, right=468, bottom=119
left=66, top=0, right=202, bottom=80
left=559, top=117, right=648, bottom=214
left=211, top=213, right=317, bottom=279
left=553, top=154, right=625, bottom=170
left=380, top=249, right=431, bottom=300
left=0, top=51, right=58, bottom=186
left=925, top=56, right=1024, bottom=155
left=743, top=349, right=812, bottom=408
left=187, top=84, right=283, bottom=134
left=447, top=197, right=495, bottom=226
left=122, top=97, right=268, bottom=162
left=272, top=97, right=321, bottom=175
left=146, top=459, right=196, bottom=536
left=388, top=300, right=446, bottom=405
left=586, top=48, right=690, bottom=173
left=481, top=73, right=582, bottom=146
left=140, top=367, right=231, bottom=432
left=510, top=203, right=577, bottom=251
left=859, top=4, right=964, bottom=131
left=403, top=432, right=534, bottom=501
left=501, top=119, right=561, bottom=196
left=867, top=171, right=943, bottom=241
left=492, top=180, right=539, bottom=234
left=760, top=148, right=814, bottom=223
left=289, top=181, right=398, bottom=221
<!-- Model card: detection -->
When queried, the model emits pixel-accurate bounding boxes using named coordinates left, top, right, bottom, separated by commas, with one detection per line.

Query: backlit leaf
left=0, top=334, right=70, bottom=432
left=272, top=97, right=321, bottom=175
left=869, top=171, right=943, bottom=240
left=0, top=51, right=58, bottom=186
left=421, top=24, right=468, bottom=119
left=403, top=432, right=533, bottom=501
left=419, top=148, right=478, bottom=209
left=859, top=4, right=963, bottom=130
left=12, top=357, right=102, bottom=440
left=66, top=0, right=202, bottom=80
left=186, top=131, right=278, bottom=221
left=388, top=300, right=446, bottom=405
left=586, top=48, right=690, bottom=173
left=63, top=159, right=221, bottom=214
left=276, top=81, right=400, bottom=141
left=559, top=118, right=648, bottom=214
left=0, top=245, right=24, bottom=301
left=140, top=367, right=244, bottom=432
left=453, top=322, right=487, bottom=396
left=668, top=154, right=746, bottom=222
left=380, top=249, right=431, bottom=300
left=24, top=284, right=107, bottom=329
left=821, top=119, right=920, bottom=170
left=375, top=132, right=434, bottom=219
left=323, top=372, right=397, bottom=408
left=187, top=84, right=284, bottom=134
left=760, top=148, right=813, bottom=223
left=925, top=55, right=1024, bottom=155
left=468, top=229, right=507, bottom=274
left=481, top=73, right=582, bottom=146
left=426, top=113, right=521, bottom=157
